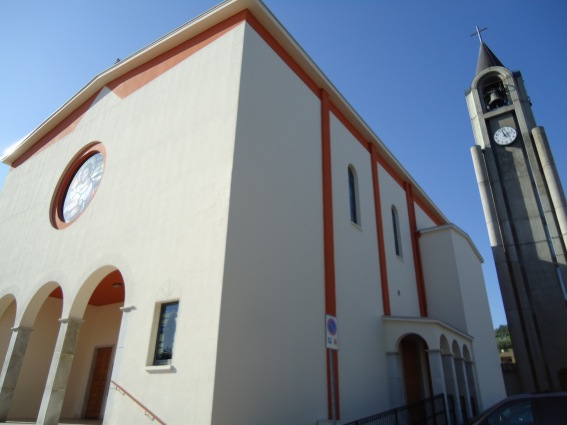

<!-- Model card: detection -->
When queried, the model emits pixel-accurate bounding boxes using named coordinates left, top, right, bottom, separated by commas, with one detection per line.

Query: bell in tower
left=486, top=87, right=505, bottom=109
left=482, top=78, right=508, bottom=111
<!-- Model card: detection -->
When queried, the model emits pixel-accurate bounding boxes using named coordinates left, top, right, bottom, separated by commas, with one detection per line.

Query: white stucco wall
left=415, top=204, right=436, bottom=230
left=420, top=226, right=468, bottom=331
left=377, top=166, right=420, bottom=317
left=330, top=114, right=389, bottom=421
left=212, top=23, right=328, bottom=425
left=0, top=22, right=246, bottom=425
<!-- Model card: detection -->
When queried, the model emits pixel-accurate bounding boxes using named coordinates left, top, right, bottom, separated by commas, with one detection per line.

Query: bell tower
left=467, top=31, right=567, bottom=393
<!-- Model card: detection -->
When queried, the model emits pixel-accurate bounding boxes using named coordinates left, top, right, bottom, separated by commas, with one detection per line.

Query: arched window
left=392, top=206, right=402, bottom=257
left=348, top=166, right=360, bottom=225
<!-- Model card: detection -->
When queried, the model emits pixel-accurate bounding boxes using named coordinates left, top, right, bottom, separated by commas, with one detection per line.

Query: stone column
left=0, top=327, right=33, bottom=422
left=454, top=356, right=472, bottom=421
left=427, top=349, right=446, bottom=396
left=442, top=353, right=461, bottom=425
left=36, top=318, right=83, bottom=425
left=465, top=360, right=479, bottom=416
left=386, top=352, right=405, bottom=408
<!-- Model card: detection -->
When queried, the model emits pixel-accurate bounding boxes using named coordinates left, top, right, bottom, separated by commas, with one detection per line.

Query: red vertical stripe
left=321, top=89, right=340, bottom=420
left=405, top=182, right=427, bottom=317
left=371, top=145, right=390, bottom=315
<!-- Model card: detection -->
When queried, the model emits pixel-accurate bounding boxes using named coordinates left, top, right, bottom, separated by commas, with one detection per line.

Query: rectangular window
left=153, top=301, right=179, bottom=365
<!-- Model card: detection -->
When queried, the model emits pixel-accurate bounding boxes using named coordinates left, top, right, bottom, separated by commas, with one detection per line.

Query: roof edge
left=2, top=0, right=448, bottom=224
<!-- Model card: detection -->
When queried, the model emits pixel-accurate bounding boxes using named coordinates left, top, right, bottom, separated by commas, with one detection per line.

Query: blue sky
left=2, top=0, right=567, bottom=327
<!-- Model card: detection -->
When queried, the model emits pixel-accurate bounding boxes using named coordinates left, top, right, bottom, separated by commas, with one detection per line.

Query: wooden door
left=84, top=346, right=113, bottom=419
left=401, top=337, right=423, bottom=404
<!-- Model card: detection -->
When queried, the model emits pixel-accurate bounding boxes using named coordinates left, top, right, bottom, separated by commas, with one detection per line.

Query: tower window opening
left=481, top=77, right=508, bottom=111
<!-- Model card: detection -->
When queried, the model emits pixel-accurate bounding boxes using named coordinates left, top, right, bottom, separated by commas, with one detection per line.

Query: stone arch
left=2, top=281, right=64, bottom=421
left=68, top=265, right=123, bottom=319
left=463, top=344, right=472, bottom=362
left=19, top=281, right=62, bottom=328
left=452, top=340, right=462, bottom=359
left=0, top=295, right=16, bottom=371
left=440, top=335, right=450, bottom=355
left=47, top=266, right=126, bottom=422
left=0, top=294, right=16, bottom=317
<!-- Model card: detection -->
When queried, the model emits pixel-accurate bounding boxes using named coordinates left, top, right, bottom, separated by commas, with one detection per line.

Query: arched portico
left=382, top=315, right=477, bottom=424
left=0, top=283, right=63, bottom=422
left=36, top=267, right=125, bottom=425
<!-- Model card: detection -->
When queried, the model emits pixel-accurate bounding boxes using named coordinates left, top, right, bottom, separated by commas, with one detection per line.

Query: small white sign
left=325, top=314, right=339, bottom=350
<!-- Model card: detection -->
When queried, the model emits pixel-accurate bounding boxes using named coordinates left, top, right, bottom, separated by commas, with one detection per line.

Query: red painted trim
left=414, top=196, right=445, bottom=226
left=12, top=92, right=99, bottom=168
left=321, top=89, right=340, bottom=420
left=49, top=270, right=124, bottom=306
left=321, top=90, right=336, bottom=316
left=376, top=154, right=404, bottom=188
left=405, top=182, right=427, bottom=317
left=108, top=11, right=249, bottom=99
left=371, top=145, right=390, bottom=315
left=329, top=104, right=370, bottom=151
left=246, top=12, right=320, bottom=97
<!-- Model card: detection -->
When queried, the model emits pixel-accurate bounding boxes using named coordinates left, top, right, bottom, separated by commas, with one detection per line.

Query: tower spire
left=471, top=26, right=505, bottom=75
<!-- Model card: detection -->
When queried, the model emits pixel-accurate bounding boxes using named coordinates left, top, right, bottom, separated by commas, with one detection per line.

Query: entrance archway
left=400, top=334, right=432, bottom=424
left=400, top=334, right=431, bottom=405
left=59, top=269, right=125, bottom=421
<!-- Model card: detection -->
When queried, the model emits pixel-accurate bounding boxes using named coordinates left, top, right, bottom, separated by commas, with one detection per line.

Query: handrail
left=111, top=379, right=167, bottom=424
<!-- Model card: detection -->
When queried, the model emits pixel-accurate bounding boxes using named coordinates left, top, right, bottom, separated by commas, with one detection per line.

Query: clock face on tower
left=493, top=126, right=517, bottom=146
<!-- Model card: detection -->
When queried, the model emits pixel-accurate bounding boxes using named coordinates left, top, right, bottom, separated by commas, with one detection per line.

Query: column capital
left=120, top=305, right=136, bottom=313
left=58, top=317, right=85, bottom=325
left=10, top=326, right=33, bottom=333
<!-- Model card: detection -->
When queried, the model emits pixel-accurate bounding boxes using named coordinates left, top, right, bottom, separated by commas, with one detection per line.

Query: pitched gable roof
left=2, top=0, right=448, bottom=225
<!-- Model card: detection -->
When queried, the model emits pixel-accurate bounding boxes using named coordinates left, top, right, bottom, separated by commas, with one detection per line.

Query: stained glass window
left=62, top=153, right=104, bottom=222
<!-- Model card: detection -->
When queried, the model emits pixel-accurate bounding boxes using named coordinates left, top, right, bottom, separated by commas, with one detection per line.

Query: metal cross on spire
left=471, top=26, right=488, bottom=44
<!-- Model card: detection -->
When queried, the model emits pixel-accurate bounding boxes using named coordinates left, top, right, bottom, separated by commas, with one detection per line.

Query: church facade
left=0, top=1, right=504, bottom=424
